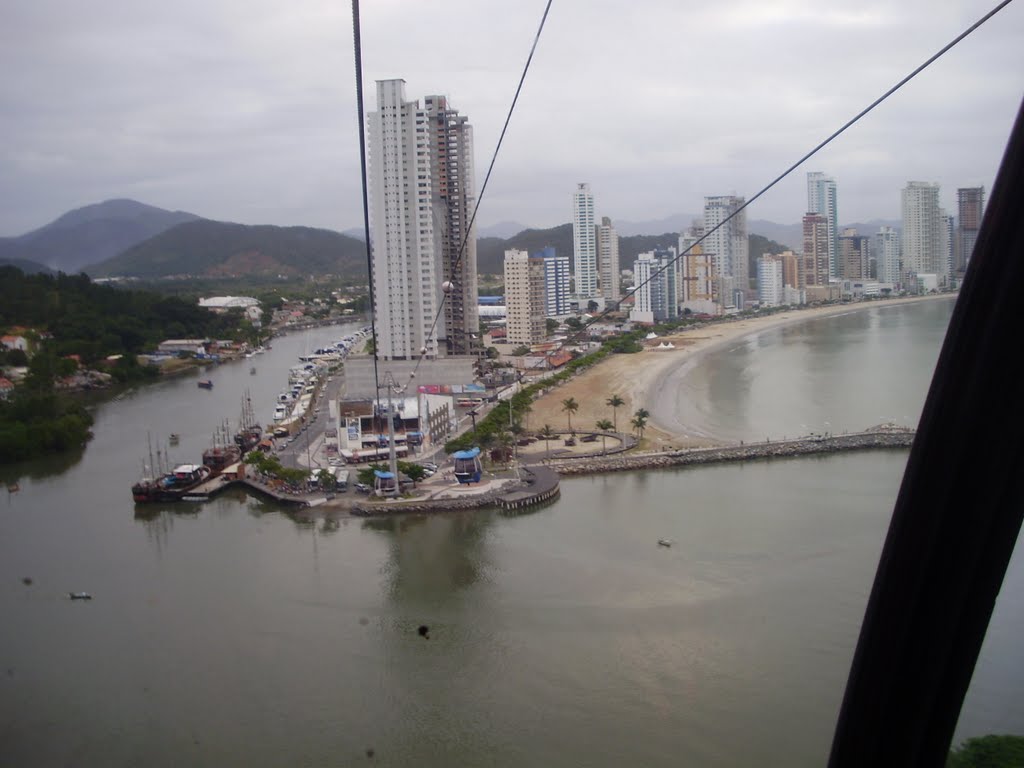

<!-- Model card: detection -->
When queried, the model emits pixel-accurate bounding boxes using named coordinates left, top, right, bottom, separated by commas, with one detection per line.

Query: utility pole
left=380, top=372, right=401, bottom=487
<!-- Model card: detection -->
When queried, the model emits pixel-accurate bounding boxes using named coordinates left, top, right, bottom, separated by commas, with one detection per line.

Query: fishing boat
left=197, top=380, right=213, bottom=390
left=169, top=433, right=180, bottom=445
left=68, top=592, right=92, bottom=600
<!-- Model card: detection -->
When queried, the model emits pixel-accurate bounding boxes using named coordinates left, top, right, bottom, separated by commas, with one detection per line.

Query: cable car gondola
left=452, top=447, right=482, bottom=484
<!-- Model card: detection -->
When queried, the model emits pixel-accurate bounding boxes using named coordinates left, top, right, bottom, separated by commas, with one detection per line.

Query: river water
left=1, top=304, right=1021, bottom=766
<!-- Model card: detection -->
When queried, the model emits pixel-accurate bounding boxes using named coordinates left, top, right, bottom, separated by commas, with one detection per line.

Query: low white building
left=198, top=296, right=259, bottom=311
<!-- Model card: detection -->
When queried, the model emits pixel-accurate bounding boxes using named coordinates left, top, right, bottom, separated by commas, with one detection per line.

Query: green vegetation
left=244, top=451, right=310, bottom=488
left=947, top=735, right=1024, bottom=767
left=0, top=389, right=93, bottom=464
left=0, top=267, right=247, bottom=365
left=356, top=460, right=427, bottom=489
left=561, top=397, right=579, bottom=432
left=605, top=394, right=625, bottom=432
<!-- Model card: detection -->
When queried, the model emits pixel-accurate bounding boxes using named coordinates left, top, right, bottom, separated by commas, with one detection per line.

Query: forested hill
left=88, top=220, right=369, bottom=279
left=0, top=198, right=199, bottom=273
left=0, top=267, right=246, bottom=363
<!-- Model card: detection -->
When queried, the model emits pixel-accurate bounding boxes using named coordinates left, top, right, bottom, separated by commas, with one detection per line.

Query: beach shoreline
left=526, top=294, right=956, bottom=449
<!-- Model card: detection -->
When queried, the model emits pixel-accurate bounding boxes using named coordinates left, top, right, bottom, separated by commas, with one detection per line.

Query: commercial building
left=807, top=172, right=839, bottom=279
left=503, top=249, right=546, bottom=346
left=572, top=183, right=597, bottom=298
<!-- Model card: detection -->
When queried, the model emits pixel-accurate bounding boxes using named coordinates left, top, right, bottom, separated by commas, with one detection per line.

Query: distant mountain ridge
left=0, top=199, right=200, bottom=273
left=88, top=219, right=369, bottom=279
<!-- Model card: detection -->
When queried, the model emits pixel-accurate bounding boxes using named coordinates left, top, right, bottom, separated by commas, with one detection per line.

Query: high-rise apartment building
left=367, top=79, right=439, bottom=360
left=838, top=228, right=869, bottom=280
left=807, top=172, right=839, bottom=279
left=572, top=184, right=597, bottom=298
left=367, top=80, right=478, bottom=360
left=679, top=224, right=717, bottom=314
left=424, top=94, right=478, bottom=356
left=956, top=187, right=984, bottom=272
left=940, top=210, right=955, bottom=281
left=703, top=196, right=748, bottom=304
left=537, top=246, right=571, bottom=317
left=629, top=249, right=678, bottom=324
left=757, top=257, right=784, bottom=307
left=875, top=226, right=901, bottom=286
left=802, top=213, right=830, bottom=288
left=503, top=249, right=545, bottom=346
left=901, top=181, right=943, bottom=278
left=597, top=216, right=620, bottom=301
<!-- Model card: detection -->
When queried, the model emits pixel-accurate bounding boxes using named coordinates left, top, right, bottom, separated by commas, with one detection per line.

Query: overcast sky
left=2, top=0, right=1022, bottom=236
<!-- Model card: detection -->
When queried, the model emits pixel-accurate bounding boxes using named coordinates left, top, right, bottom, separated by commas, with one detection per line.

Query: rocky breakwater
left=549, top=427, right=916, bottom=476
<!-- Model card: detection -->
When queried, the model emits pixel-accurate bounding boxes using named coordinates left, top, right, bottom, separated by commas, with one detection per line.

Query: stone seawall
left=548, top=430, right=915, bottom=476
left=346, top=430, right=913, bottom=517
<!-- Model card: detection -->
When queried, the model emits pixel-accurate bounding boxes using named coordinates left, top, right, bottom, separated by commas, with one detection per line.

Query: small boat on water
left=250, top=367, right=257, bottom=375
left=69, top=592, right=92, bottom=600
left=197, top=380, right=213, bottom=389
left=657, top=539, right=673, bottom=548
left=169, top=434, right=180, bottom=445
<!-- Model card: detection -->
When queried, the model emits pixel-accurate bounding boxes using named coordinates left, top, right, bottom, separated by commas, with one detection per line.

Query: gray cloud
left=1, top=0, right=1021, bottom=236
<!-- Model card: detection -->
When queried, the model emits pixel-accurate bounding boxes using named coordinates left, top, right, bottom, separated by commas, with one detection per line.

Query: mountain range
left=0, top=199, right=199, bottom=274
left=0, top=199, right=900, bottom=281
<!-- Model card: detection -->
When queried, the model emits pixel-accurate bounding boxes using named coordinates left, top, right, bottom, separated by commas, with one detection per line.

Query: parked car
left=421, top=462, right=439, bottom=472
left=354, top=482, right=371, bottom=493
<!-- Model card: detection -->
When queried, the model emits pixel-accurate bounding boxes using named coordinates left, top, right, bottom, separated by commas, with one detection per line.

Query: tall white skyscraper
left=597, top=216, right=620, bottom=301
left=757, top=256, right=784, bottom=307
left=901, top=181, right=943, bottom=278
left=367, top=80, right=477, bottom=361
left=807, top=172, right=838, bottom=279
left=368, top=79, right=438, bottom=360
left=703, top=196, right=748, bottom=304
left=572, top=183, right=597, bottom=298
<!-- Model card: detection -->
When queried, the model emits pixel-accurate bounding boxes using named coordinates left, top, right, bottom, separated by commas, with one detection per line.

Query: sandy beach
left=526, top=294, right=956, bottom=450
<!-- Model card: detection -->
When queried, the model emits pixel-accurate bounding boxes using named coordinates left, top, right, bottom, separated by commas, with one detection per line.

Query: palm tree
left=596, top=419, right=614, bottom=454
left=606, top=394, right=625, bottom=432
left=631, top=414, right=648, bottom=441
left=539, top=424, right=555, bottom=460
left=561, top=397, right=579, bottom=433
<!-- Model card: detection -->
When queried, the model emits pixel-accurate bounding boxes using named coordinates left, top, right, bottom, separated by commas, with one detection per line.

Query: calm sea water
left=1, top=302, right=1020, bottom=766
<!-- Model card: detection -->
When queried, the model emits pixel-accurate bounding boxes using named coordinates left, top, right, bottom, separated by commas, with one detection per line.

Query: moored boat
left=132, top=463, right=211, bottom=503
